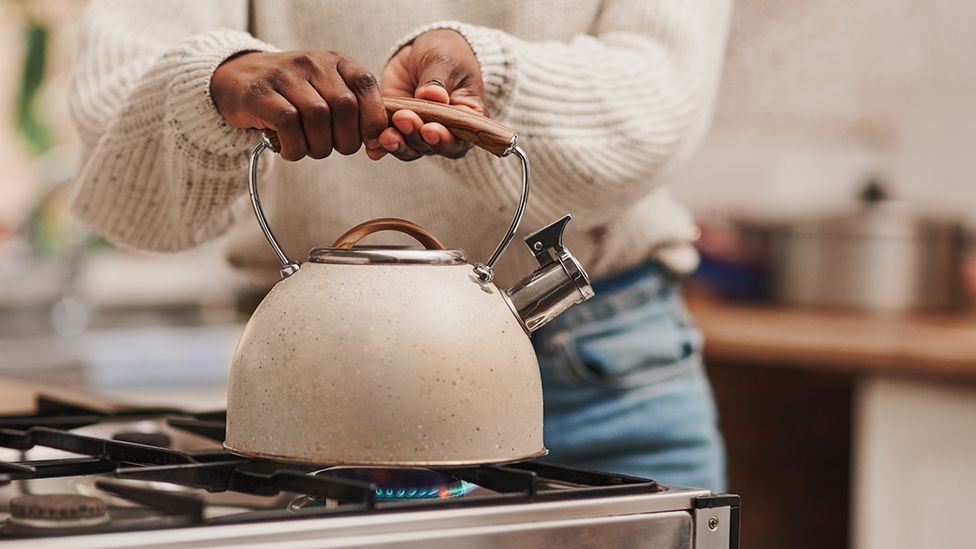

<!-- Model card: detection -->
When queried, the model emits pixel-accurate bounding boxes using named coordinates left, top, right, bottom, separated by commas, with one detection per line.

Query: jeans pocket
left=554, top=301, right=702, bottom=390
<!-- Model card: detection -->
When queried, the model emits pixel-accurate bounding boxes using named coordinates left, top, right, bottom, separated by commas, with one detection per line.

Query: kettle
left=225, top=98, right=594, bottom=466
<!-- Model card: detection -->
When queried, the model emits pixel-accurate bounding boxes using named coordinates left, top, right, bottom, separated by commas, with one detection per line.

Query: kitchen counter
left=686, top=295, right=976, bottom=380
left=0, top=377, right=125, bottom=414
left=687, top=294, right=976, bottom=549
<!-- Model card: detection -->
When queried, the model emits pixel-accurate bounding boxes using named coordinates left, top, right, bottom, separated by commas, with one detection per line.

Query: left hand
left=371, top=29, right=488, bottom=161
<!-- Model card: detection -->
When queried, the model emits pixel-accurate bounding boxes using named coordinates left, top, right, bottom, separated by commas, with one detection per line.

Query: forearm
left=69, top=0, right=276, bottom=251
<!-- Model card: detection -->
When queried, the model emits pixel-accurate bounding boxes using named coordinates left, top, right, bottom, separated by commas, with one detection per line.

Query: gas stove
left=0, top=395, right=739, bottom=548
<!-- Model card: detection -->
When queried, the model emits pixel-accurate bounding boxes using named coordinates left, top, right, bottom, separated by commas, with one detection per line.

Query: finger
left=277, top=81, right=333, bottom=159
left=420, top=122, right=470, bottom=159
left=414, top=81, right=450, bottom=104
left=378, top=127, right=402, bottom=153
left=365, top=128, right=390, bottom=161
left=336, top=59, right=386, bottom=147
left=254, top=92, right=307, bottom=161
left=391, top=145, right=424, bottom=162
left=419, top=122, right=453, bottom=146
left=446, top=91, right=489, bottom=116
left=378, top=127, right=423, bottom=162
left=413, top=59, right=453, bottom=104
left=365, top=147, right=387, bottom=161
left=391, top=109, right=432, bottom=154
left=310, top=70, right=360, bottom=156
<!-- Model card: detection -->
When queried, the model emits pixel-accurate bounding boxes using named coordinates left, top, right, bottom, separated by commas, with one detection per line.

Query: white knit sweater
left=70, top=0, right=731, bottom=286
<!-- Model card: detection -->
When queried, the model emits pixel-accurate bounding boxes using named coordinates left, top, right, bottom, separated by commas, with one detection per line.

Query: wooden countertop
left=0, top=378, right=126, bottom=415
left=686, top=296, right=976, bottom=379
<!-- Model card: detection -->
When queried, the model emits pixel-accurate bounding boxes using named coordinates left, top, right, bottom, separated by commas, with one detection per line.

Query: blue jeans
left=533, top=262, right=726, bottom=492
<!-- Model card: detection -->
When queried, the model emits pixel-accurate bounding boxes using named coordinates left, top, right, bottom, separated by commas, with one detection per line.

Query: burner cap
left=9, top=494, right=108, bottom=526
left=113, top=431, right=172, bottom=448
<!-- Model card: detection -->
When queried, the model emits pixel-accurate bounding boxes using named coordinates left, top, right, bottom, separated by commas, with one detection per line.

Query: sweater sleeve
left=69, top=0, right=278, bottom=251
left=395, top=0, right=731, bottom=230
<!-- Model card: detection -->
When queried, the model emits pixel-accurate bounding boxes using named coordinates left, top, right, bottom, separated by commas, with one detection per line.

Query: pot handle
left=331, top=217, right=445, bottom=250
left=249, top=97, right=530, bottom=281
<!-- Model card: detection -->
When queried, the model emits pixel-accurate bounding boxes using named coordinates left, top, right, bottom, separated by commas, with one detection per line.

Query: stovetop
left=0, top=395, right=737, bottom=547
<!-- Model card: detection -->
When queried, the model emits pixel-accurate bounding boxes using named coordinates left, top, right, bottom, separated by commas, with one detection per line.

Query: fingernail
left=366, top=139, right=379, bottom=149
left=381, top=140, right=398, bottom=153
left=424, top=131, right=440, bottom=145
left=393, top=118, right=413, bottom=134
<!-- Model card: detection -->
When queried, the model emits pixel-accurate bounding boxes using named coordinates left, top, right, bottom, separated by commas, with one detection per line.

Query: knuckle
left=349, top=71, right=378, bottom=94
left=291, top=53, right=318, bottom=71
left=265, top=68, right=290, bottom=87
left=273, top=106, right=299, bottom=127
left=303, top=101, right=331, bottom=122
left=331, top=92, right=358, bottom=113
left=243, top=81, right=274, bottom=101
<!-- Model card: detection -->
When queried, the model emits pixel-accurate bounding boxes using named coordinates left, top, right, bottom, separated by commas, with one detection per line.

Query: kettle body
left=225, top=257, right=544, bottom=465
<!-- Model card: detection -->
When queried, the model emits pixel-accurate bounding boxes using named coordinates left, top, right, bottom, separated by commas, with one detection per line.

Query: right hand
left=210, top=51, right=387, bottom=161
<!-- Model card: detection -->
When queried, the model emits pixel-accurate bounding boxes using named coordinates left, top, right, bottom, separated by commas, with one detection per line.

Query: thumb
left=413, top=63, right=452, bottom=104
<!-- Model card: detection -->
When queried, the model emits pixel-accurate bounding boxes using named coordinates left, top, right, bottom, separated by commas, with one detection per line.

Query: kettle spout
left=505, top=215, right=595, bottom=333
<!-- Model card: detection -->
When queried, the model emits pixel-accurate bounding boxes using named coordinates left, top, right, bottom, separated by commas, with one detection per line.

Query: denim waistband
left=592, top=260, right=668, bottom=294
left=538, top=261, right=677, bottom=334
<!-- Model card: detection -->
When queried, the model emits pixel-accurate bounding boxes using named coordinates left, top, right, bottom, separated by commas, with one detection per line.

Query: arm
left=69, top=0, right=274, bottom=251
left=382, top=0, right=731, bottom=229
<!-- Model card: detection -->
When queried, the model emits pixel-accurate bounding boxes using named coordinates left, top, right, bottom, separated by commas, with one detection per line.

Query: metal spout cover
left=506, top=215, right=595, bottom=333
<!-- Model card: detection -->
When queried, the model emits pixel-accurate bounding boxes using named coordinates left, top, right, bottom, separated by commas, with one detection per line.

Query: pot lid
left=783, top=180, right=962, bottom=239
left=309, top=246, right=467, bottom=266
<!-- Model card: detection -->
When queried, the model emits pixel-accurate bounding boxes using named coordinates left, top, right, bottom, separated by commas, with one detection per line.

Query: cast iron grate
left=0, top=394, right=663, bottom=530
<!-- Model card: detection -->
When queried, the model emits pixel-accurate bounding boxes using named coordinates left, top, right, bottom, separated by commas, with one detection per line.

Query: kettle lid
left=308, top=217, right=467, bottom=265
left=309, top=247, right=467, bottom=266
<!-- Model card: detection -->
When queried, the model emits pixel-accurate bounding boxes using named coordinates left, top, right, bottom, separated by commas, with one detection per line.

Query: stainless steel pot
left=770, top=182, right=967, bottom=313
left=224, top=98, right=594, bottom=466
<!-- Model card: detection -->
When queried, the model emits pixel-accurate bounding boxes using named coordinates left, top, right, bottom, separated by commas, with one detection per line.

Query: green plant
left=15, top=16, right=51, bottom=154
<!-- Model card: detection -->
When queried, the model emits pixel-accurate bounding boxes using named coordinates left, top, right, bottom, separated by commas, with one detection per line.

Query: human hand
left=373, top=29, right=488, bottom=161
left=210, top=50, right=386, bottom=161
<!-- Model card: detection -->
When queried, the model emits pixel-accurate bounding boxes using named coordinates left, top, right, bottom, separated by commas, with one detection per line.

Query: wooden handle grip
left=331, top=217, right=446, bottom=250
left=382, top=97, right=515, bottom=156
left=262, top=97, right=516, bottom=157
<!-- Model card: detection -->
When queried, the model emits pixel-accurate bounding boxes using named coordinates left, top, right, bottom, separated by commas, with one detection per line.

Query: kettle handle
left=265, top=97, right=517, bottom=158
left=249, top=97, right=530, bottom=281
left=331, top=217, right=446, bottom=250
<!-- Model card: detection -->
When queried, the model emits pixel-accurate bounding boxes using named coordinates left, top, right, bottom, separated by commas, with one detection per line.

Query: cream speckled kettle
left=225, top=98, right=594, bottom=466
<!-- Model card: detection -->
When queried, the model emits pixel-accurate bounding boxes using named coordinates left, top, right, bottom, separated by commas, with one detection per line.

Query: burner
left=7, top=494, right=109, bottom=533
left=113, top=431, right=172, bottom=448
left=320, top=467, right=478, bottom=500
left=288, top=467, right=478, bottom=511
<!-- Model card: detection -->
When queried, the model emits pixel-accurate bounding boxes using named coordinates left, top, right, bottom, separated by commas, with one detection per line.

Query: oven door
left=359, top=510, right=695, bottom=548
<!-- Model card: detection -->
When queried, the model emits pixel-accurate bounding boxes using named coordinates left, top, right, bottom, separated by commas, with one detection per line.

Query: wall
left=671, top=0, right=976, bottom=220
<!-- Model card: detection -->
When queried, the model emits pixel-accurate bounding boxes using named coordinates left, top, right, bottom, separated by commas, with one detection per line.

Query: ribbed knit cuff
left=389, top=21, right=517, bottom=118
left=165, top=29, right=280, bottom=157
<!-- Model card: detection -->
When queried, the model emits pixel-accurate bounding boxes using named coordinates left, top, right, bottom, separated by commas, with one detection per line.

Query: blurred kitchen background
left=1, top=1, right=974, bottom=548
